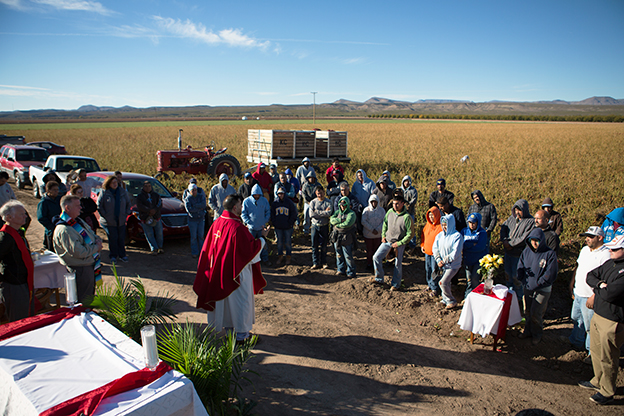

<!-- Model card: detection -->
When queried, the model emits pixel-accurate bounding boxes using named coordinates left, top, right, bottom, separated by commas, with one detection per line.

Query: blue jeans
left=275, top=228, right=293, bottom=256
left=464, top=263, right=480, bottom=299
left=570, top=295, right=594, bottom=352
left=334, top=242, right=355, bottom=277
left=311, top=224, right=329, bottom=266
left=141, top=220, right=163, bottom=252
left=303, top=203, right=311, bottom=234
left=373, top=242, right=405, bottom=289
left=102, top=224, right=126, bottom=259
left=250, top=229, right=269, bottom=262
left=425, top=254, right=440, bottom=293
left=504, top=253, right=523, bottom=300
left=188, top=219, right=205, bottom=256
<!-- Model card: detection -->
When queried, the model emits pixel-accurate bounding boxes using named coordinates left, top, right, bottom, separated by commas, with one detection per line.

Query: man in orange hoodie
left=421, top=206, right=443, bottom=296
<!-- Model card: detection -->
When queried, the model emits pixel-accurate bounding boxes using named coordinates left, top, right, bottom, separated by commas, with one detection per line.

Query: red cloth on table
left=40, top=361, right=173, bottom=416
left=193, top=209, right=266, bottom=312
left=0, top=306, right=87, bottom=341
left=472, top=283, right=513, bottom=341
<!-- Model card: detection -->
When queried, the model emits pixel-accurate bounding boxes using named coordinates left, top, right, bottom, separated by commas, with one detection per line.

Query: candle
left=141, top=325, right=159, bottom=370
left=64, top=273, right=77, bottom=306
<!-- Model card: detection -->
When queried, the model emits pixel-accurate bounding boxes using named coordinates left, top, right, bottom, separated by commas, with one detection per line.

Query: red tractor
left=155, top=130, right=241, bottom=180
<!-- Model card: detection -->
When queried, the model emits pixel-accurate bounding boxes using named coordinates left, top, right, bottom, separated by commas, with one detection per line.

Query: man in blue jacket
left=271, top=187, right=298, bottom=266
left=242, top=184, right=271, bottom=266
left=517, top=228, right=558, bottom=345
left=183, top=183, right=207, bottom=258
left=461, top=213, right=488, bottom=300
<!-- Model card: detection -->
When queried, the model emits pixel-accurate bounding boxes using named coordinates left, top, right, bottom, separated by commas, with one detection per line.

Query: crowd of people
left=0, top=157, right=622, bottom=406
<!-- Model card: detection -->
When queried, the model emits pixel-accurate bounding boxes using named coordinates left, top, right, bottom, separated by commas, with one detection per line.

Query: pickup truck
left=29, top=155, right=101, bottom=198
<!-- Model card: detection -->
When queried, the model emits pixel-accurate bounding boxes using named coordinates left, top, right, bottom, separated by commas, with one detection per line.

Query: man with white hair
left=208, top=173, right=236, bottom=220
left=53, top=195, right=103, bottom=303
left=184, top=183, right=207, bottom=258
left=0, top=201, right=34, bottom=321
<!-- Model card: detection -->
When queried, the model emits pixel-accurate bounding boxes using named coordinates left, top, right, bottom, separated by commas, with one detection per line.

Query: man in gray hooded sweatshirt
left=208, top=173, right=236, bottom=220
left=500, top=199, right=534, bottom=300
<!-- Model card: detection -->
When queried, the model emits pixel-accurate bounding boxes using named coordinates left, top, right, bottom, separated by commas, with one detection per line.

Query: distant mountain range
left=1, top=96, right=623, bottom=122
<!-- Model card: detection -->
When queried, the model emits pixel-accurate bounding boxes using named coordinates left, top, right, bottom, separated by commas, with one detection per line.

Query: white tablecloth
left=33, top=250, right=67, bottom=289
left=457, top=285, right=522, bottom=338
left=0, top=311, right=208, bottom=416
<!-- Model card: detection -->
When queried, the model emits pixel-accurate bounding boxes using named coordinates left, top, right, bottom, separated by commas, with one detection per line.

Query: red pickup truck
left=0, top=144, right=50, bottom=189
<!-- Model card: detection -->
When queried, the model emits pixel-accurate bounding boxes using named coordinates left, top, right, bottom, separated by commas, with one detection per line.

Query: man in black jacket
left=428, top=178, right=455, bottom=208
left=578, top=235, right=624, bottom=405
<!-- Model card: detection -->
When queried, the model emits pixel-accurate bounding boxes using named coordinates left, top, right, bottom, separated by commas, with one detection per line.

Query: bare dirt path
left=14, top=183, right=623, bottom=416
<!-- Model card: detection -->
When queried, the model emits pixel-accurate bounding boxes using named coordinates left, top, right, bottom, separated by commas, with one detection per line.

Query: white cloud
left=1, top=0, right=113, bottom=14
left=256, top=92, right=278, bottom=96
left=153, top=16, right=270, bottom=50
left=342, top=57, right=366, bottom=65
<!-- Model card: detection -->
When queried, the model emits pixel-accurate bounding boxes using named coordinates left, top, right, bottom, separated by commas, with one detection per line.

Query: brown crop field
left=11, top=119, right=624, bottom=247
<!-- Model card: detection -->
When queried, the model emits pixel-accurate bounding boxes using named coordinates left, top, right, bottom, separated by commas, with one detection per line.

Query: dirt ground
left=14, top=182, right=623, bottom=416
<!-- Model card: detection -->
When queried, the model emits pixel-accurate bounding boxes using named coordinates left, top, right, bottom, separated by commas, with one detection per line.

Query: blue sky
left=1, top=0, right=623, bottom=111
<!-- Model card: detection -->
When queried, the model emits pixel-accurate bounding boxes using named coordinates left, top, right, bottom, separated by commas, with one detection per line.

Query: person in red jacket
left=325, top=158, right=344, bottom=184
left=252, top=163, right=273, bottom=201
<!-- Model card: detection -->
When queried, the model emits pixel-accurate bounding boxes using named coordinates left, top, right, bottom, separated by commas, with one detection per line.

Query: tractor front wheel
left=207, top=154, right=241, bottom=178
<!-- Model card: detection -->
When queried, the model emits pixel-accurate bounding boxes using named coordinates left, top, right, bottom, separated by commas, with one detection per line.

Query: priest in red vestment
left=193, top=194, right=268, bottom=342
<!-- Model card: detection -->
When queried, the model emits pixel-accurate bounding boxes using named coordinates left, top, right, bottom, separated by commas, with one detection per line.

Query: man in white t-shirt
left=568, top=226, right=611, bottom=354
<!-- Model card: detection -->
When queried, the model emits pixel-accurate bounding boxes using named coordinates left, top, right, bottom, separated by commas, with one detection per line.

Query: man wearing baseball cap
left=568, top=226, right=610, bottom=356
left=578, top=234, right=624, bottom=405
left=428, top=178, right=455, bottom=208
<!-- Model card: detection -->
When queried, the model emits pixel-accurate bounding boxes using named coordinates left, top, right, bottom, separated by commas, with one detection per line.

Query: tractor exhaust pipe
left=178, top=129, right=183, bottom=151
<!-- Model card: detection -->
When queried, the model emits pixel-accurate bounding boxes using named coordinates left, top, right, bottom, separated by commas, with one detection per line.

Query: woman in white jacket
left=361, top=194, right=385, bottom=271
left=432, top=214, right=464, bottom=309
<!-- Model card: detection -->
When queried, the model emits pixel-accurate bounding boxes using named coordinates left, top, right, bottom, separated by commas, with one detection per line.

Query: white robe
left=207, top=238, right=264, bottom=333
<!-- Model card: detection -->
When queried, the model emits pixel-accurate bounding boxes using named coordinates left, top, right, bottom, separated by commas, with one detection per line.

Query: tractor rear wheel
left=207, top=154, right=241, bottom=178
left=154, top=172, right=170, bottom=181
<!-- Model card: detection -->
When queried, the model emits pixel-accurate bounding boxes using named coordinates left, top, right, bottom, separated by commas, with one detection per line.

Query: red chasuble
left=193, top=210, right=266, bottom=311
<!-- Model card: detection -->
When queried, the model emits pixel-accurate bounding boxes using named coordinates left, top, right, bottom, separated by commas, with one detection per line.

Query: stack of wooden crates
left=247, top=130, right=348, bottom=165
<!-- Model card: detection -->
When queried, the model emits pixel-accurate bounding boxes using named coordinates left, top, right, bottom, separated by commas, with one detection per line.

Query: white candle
left=64, top=273, right=77, bottom=306
left=141, top=325, right=159, bottom=370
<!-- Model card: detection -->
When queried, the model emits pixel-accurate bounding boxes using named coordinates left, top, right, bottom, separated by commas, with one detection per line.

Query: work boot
left=276, top=255, right=284, bottom=265
left=285, top=255, right=291, bottom=265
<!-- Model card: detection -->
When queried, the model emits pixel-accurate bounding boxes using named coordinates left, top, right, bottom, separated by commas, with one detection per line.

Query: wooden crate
left=294, top=131, right=316, bottom=158
left=328, top=131, right=348, bottom=157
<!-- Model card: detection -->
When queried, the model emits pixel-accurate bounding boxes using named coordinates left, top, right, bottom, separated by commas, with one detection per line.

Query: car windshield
left=123, top=178, right=172, bottom=199
left=16, top=148, right=49, bottom=162
left=56, top=158, right=100, bottom=172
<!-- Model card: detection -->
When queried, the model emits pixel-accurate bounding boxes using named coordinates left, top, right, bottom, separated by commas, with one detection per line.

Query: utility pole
left=311, top=92, right=317, bottom=125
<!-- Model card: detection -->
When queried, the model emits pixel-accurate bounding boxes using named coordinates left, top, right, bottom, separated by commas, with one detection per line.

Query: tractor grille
left=161, top=214, right=188, bottom=228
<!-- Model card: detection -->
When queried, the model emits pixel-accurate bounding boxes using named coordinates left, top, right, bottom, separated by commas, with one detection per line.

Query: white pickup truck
left=29, top=155, right=101, bottom=198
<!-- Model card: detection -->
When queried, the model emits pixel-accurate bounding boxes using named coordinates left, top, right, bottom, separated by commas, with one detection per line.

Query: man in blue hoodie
left=601, top=207, right=624, bottom=243
left=461, top=213, right=488, bottom=300
left=242, top=184, right=271, bottom=266
left=271, top=187, right=298, bottom=265
left=183, top=183, right=207, bottom=258
left=517, top=228, right=558, bottom=345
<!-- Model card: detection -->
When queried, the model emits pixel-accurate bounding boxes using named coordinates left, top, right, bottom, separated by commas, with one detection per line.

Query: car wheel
left=32, top=179, right=40, bottom=198
left=15, top=172, right=25, bottom=190
left=207, top=154, right=241, bottom=177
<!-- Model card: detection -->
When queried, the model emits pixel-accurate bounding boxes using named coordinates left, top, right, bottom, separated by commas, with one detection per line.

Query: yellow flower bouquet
left=477, top=254, right=504, bottom=281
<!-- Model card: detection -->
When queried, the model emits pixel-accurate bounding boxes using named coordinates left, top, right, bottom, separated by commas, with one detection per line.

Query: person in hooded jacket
left=461, top=212, right=489, bottom=299
left=601, top=207, right=624, bottom=243
left=271, top=187, right=298, bottom=265
left=362, top=194, right=385, bottom=271
left=241, top=184, right=271, bottom=265
left=373, top=175, right=393, bottom=211
left=351, top=169, right=376, bottom=209
left=432, top=214, right=464, bottom=309
left=400, top=175, right=419, bottom=249
left=330, top=196, right=357, bottom=278
left=183, top=183, right=207, bottom=258
left=136, top=181, right=164, bottom=255
left=517, top=228, right=558, bottom=345
left=295, top=157, right=315, bottom=192
left=97, top=175, right=131, bottom=263
left=301, top=171, right=318, bottom=235
left=325, top=158, right=344, bottom=184
left=421, top=206, right=443, bottom=296
left=468, top=190, right=498, bottom=239
left=285, top=168, right=300, bottom=195
left=208, top=173, right=236, bottom=220
left=541, top=197, right=563, bottom=236
left=37, top=181, right=62, bottom=251
left=252, top=163, right=273, bottom=201
left=500, top=198, right=534, bottom=300
left=382, top=171, right=396, bottom=190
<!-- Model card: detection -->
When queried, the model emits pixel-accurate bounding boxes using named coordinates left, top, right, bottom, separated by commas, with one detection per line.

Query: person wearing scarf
left=0, top=201, right=34, bottom=322
left=97, top=175, right=131, bottom=263
left=53, top=195, right=103, bottom=303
